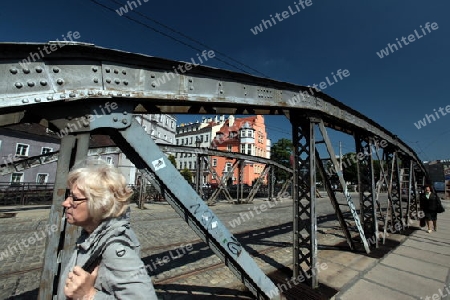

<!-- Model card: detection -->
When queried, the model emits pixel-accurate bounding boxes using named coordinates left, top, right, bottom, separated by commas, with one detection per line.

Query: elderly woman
left=420, top=184, right=439, bottom=233
left=57, top=159, right=158, bottom=299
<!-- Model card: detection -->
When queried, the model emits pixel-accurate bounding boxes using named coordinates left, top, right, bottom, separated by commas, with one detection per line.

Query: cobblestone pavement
left=0, top=194, right=400, bottom=299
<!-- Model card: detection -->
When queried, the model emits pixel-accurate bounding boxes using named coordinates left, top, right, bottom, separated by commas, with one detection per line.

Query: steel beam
left=292, top=118, right=318, bottom=288
left=318, top=121, right=370, bottom=253
left=384, top=151, right=403, bottom=232
left=108, top=120, right=281, bottom=299
left=355, top=135, right=378, bottom=248
left=0, top=42, right=426, bottom=177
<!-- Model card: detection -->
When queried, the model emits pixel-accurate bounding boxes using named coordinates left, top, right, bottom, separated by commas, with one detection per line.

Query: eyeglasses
left=66, top=191, right=88, bottom=208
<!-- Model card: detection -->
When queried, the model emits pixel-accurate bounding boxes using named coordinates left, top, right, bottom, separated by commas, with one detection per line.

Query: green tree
left=341, top=152, right=358, bottom=184
left=271, top=138, right=293, bottom=183
left=180, top=167, right=193, bottom=183
left=167, top=154, right=176, bottom=166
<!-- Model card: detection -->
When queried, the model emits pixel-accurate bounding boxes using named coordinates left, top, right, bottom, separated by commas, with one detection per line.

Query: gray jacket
left=57, top=213, right=158, bottom=299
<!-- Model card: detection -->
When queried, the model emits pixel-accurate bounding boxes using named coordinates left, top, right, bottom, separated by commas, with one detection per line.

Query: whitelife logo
left=376, top=22, right=439, bottom=59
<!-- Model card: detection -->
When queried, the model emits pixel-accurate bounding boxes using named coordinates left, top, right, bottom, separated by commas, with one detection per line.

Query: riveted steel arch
left=0, top=42, right=432, bottom=297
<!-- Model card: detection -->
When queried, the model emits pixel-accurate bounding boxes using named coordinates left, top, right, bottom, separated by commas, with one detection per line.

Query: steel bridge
left=0, top=42, right=429, bottom=299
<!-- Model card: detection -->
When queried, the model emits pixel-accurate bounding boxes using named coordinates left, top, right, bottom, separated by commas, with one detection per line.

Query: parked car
left=433, top=182, right=445, bottom=193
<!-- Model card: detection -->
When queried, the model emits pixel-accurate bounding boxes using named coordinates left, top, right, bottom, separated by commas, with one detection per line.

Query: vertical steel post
left=355, top=135, right=378, bottom=248
left=39, top=132, right=90, bottom=299
left=292, top=118, right=317, bottom=288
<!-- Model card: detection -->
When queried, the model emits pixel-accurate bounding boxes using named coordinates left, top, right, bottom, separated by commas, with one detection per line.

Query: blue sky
left=2, top=0, right=449, bottom=161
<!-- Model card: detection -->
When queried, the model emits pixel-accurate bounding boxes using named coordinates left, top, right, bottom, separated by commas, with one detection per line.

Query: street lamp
left=195, top=136, right=202, bottom=194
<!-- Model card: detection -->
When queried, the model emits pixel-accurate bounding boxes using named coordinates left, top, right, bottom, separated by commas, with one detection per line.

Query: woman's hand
left=64, top=265, right=99, bottom=299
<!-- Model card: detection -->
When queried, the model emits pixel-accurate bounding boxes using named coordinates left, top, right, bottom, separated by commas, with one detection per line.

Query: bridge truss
left=0, top=42, right=429, bottom=299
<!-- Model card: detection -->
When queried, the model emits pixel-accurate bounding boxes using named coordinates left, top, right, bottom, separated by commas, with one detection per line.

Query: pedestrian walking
left=420, top=185, right=440, bottom=233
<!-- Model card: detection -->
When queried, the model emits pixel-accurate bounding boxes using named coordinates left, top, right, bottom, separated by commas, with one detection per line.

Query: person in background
left=420, top=184, right=439, bottom=233
left=57, top=159, right=158, bottom=299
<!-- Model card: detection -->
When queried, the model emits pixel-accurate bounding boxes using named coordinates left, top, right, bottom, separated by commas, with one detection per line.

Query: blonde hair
left=67, top=158, right=133, bottom=222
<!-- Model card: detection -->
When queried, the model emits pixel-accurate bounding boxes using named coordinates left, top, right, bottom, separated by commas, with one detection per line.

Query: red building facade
left=209, top=115, right=270, bottom=186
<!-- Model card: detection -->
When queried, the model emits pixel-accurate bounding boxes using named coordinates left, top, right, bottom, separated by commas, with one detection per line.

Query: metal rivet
left=93, top=78, right=99, bottom=83
left=88, top=91, right=94, bottom=95
left=188, top=79, right=193, bottom=83
left=112, top=117, right=118, bottom=122
left=151, top=83, right=156, bottom=87
left=23, top=68, right=30, bottom=74
left=105, top=68, right=110, bottom=73
left=53, top=67, right=59, bottom=73
left=22, top=99, right=29, bottom=103
left=92, top=67, right=98, bottom=72
left=125, top=93, right=130, bottom=97
left=123, top=80, right=128, bottom=85
left=218, top=82, right=222, bottom=86
left=150, top=74, right=155, bottom=78
left=69, top=93, right=76, bottom=97
left=36, top=67, right=43, bottom=73
left=98, top=92, right=103, bottom=95
left=106, top=78, right=111, bottom=83
left=60, top=94, right=66, bottom=99
left=35, top=98, right=41, bottom=102
left=122, top=70, right=126, bottom=75
left=57, top=79, right=64, bottom=85
left=219, top=90, right=223, bottom=94
left=15, top=82, right=23, bottom=88
left=114, top=78, right=120, bottom=84
left=123, top=111, right=128, bottom=115
left=40, top=80, right=47, bottom=86
left=47, top=96, right=53, bottom=100
left=117, top=93, right=122, bottom=96
left=27, top=81, right=35, bottom=87
left=10, top=68, right=18, bottom=74
left=190, top=87, right=194, bottom=90
left=122, top=119, right=128, bottom=124
left=114, top=69, right=119, bottom=74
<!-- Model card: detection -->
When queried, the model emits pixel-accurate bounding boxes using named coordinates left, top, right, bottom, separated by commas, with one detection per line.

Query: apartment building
left=211, top=115, right=270, bottom=186
left=175, top=116, right=226, bottom=185
left=0, top=114, right=176, bottom=186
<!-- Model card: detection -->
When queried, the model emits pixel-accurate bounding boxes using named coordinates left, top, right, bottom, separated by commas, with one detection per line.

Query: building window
left=212, top=158, right=217, bottom=167
left=41, top=147, right=53, bottom=155
left=164, top=134, right=167, bottom=140
left=225, top=162, right=232, bottom=172
left=171, top=120, right=174, bottom=129
left=227, top=145, right=232, bottom=152
left=240, top=144, right=245, bottom=153
left=188, top=162, right=192, bottom=169
left=16, top=143, right=29, bottom=157
left=36, top=173, right=49, bottom=184
left=205, top=135, right=208, bottom=142
left=189, top=137, right=193, bottom=145
left=106, top=157, right=113, bottom=164
left=11, top=172, right=23, bottom=184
